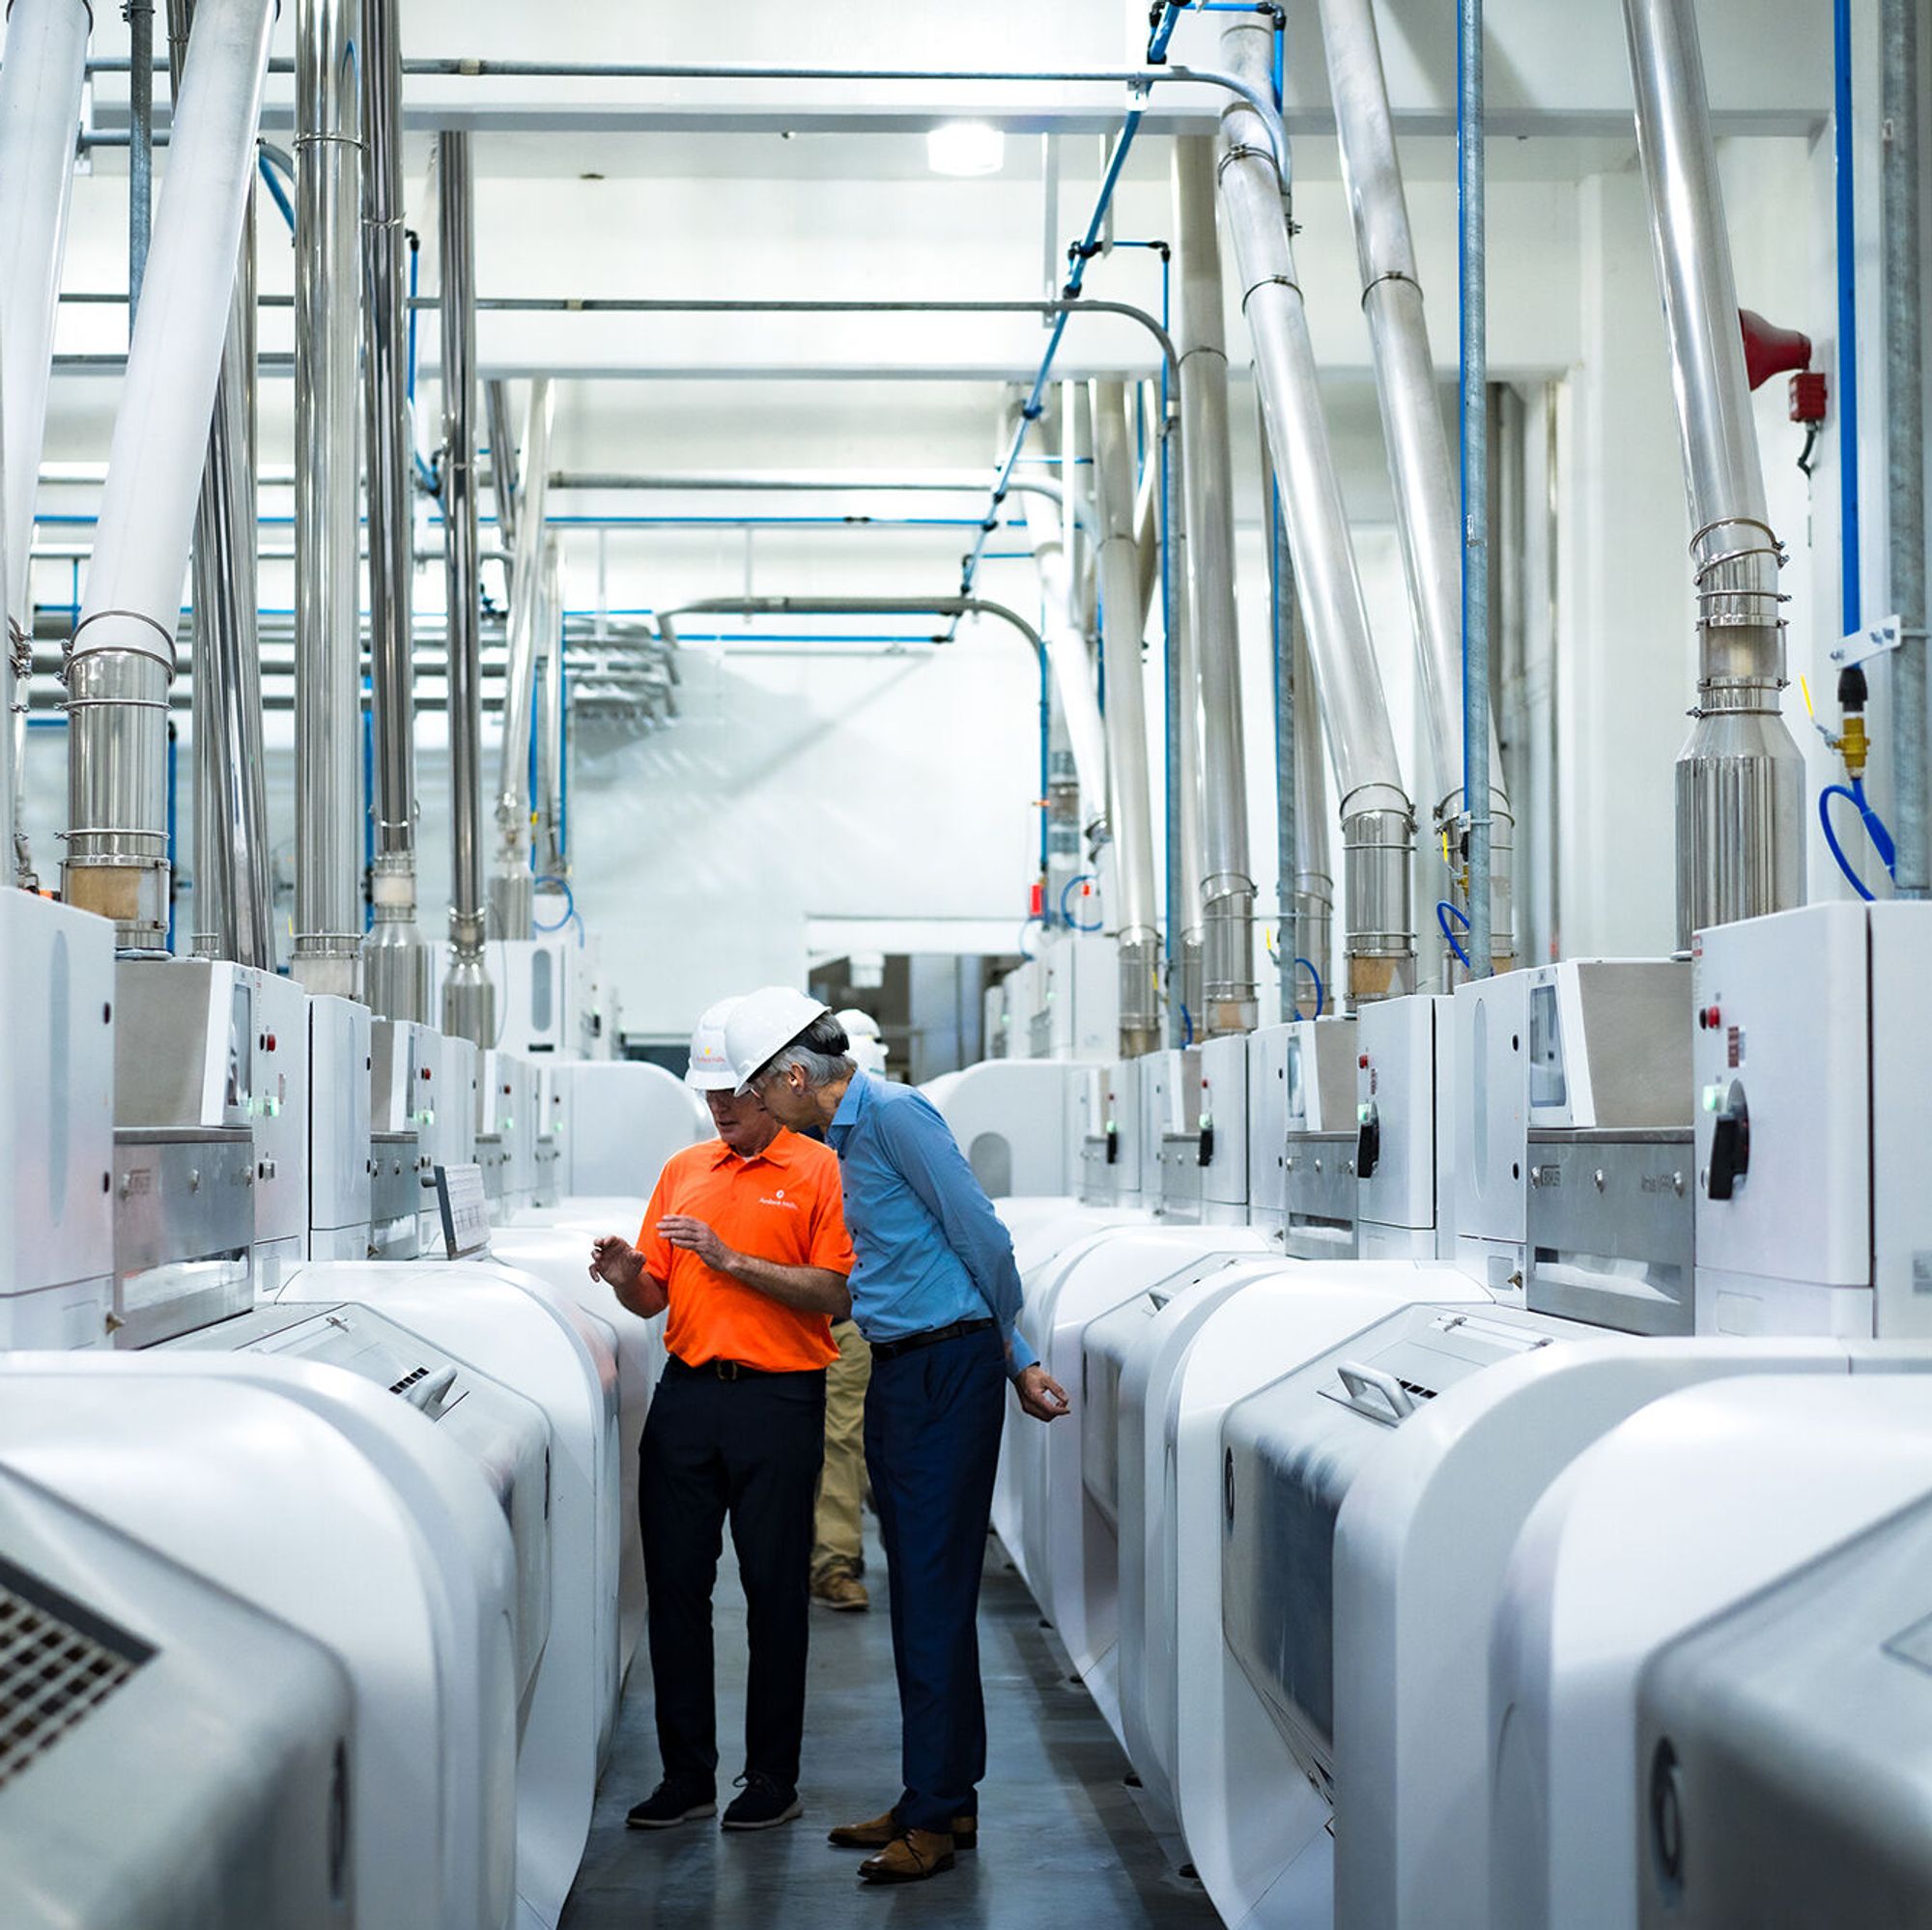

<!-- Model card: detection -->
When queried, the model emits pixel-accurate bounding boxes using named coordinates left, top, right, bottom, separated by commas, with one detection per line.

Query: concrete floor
left=561, top=1524, right=1218, bottom=1927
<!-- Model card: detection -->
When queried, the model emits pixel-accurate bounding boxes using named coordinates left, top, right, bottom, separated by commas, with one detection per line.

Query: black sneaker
left=626, top=1778, right=717, bottom=1830
left=722, top=1773, right=804, bottom=1831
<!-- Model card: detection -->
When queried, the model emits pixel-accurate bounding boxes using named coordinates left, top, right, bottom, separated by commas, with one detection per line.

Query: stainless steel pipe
left=62, top=0, right=275, bottom=949
left=1092, top=380, right=1163, bottom=1056
left=490, top=377, right=553, bottom=940
left=1293, top=617, right=1334, bottom=1015
left=1217, top=19, right=1414, bottom=1005
left=533, top=535, right=566, bottom=878
left=169, top=0, right=272, bottom=973
left=291, top=0, right=364, bottom=999
left=486, top=378, right=522, bottom=558
left=1020, top=494, right=1107, bottom=811
left=439, top=129, right=495, bottom=1046
left=1318, top=0, right=1514, bottom=972
left=1175, top=134, right=1257, bottom=1033
left=1623, top=0, right=1804, bottom=945
left=361, top=0, right=432, bottom=1020
left=0, top=0, right=91, bottom=887
left=1884, top=0, right=1927, bottom=897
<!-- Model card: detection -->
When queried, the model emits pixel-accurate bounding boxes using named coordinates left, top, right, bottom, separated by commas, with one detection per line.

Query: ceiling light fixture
left=926, top=121, right=1005, bottom=177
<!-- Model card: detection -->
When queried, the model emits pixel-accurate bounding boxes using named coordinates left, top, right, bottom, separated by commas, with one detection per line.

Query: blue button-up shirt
left=826, top=1072, right=1037, bottom=1375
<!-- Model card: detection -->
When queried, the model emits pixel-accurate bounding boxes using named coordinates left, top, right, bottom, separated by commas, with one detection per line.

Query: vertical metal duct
left=291, top=0, right=363, bottom=998
left=1317, top=0, right=1515, bottom=970
left=1883, top=0, right=1927, bottom=897
left=486, top=378, right=522, bottom=559
left=533, top=535, right=566, bottom=878
left=61, top=0, right=275, bottom=949
left=1020, top=495, right=1107, bottom=809
left=360, top=0, right=432, bottom=1017
left=0, top=0, right=90, bottom=889
left=1170, top=536, right=1207, bottom=1033
left=168, top=0, right=272, bottom=972
left=1174, top=135, right=1258, bottom=1033
left=438, top=128, right=496, bottom=1046
left=1623, top=0, right=1804, bottom=945
left=490, top=378, right=554, bottom=940
left=1217, top=19, right=1415, bottom=1005
left=1092, top=377, right=1162, bottom=1056
left=1292, top=617, right=1335, bottom=1013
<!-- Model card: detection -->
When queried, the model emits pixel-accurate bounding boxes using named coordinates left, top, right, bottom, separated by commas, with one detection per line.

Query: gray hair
left=756, top=1011, right=855, bottom=1092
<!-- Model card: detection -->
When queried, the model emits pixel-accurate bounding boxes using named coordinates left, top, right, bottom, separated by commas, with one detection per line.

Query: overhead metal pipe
left=61, top=0, right=275, bottom=949
left=439, top=129, right=495, bottom=1045
left=1883, top=0, right=1927, bottom=897
left=1623, top=0, right=1804, bottom=944
left=1168, top=509, right=1206, bottom=1037
left=128, top=0, right=155, bottom=318
left=490, top=378, right=553, bottom=940
left=1217, top=19, right=1414, bottom=1005
left=1174, top=133, right=1257, bottom=1034
left=1092, top=377, right=1163, bottom=1056
left=166, top=0, right=272, bottom=971
left=291, top=0, right=364, bottom=1000
left=360, top=0, right=431, bottom=1019
left=0, top=0, right=91, bottom=888
left=1318, top=0, right=1513, bottom=972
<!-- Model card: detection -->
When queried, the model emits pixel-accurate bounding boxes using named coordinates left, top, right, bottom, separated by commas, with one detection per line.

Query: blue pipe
left=1820, top=778, right=1896, bottom=899
left=361, top=696, right=375, bottom=929
left=954, top=106, right=1147, bottom=619
left=256, top=153, right=296, bottom=235
left=165, top=721, right=178, bottom=953
left=1834, top=0, right=1861, bottom=635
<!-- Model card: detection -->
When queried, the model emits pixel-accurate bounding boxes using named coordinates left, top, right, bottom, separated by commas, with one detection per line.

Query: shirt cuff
left=1004, top=1326, right=1038, bottom=1377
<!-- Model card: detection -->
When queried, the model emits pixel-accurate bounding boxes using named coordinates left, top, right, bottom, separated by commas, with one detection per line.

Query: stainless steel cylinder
left=1343, top=807, right=1417, bottom=1006
left=1093, top=377, right=1162, bottom=1053
left=1174, top=134, right=1256, bottom=1033
left=291, top=0, right=363, bottom=999
left=438, top=128, right=496, bottom=1047
left=360, top=0, right=431, bottom=1019
left=1624, top=0, right=1804, bottom=941
left=1218, top=19, right=1415, bottom=993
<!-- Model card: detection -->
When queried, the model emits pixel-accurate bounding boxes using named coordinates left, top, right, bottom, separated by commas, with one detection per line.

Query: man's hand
left=658, top=1214, right=733, bottom=1273
left=1013, top=1362, right=1070, bottom=1423
left=588, top=1235, right=642, bottom=1289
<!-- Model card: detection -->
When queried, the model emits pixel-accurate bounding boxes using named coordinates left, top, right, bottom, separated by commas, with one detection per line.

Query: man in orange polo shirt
left=588, top=997, right=854, bottom=1834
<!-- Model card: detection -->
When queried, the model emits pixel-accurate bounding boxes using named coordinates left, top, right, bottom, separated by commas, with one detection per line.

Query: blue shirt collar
left=828, top=1071, right=871, bottom=1145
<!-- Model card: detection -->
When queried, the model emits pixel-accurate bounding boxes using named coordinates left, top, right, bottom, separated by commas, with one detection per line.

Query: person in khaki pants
left=810, top=1318, right=872, bottom=1608
left=811, top=1013, right=882, bottom=1611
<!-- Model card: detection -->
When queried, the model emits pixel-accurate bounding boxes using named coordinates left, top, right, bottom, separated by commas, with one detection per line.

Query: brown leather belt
left=868, top=1318, right=995, bottom=1363
left=665, top=1353, right=782, bottom=1382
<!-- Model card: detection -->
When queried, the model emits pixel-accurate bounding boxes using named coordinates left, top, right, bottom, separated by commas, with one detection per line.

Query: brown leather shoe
left=829, top=1809, right=978, bottom=1851
left=811, top=1567, right=869, bottom=1612
left=858, top=1829, right=956, bottom=1884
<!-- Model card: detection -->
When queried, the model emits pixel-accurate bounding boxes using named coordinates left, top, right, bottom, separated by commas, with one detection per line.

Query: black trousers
left=864, top=1324, right=1008, bottom=1833
left=639, top=1358, right=827, bottom=1789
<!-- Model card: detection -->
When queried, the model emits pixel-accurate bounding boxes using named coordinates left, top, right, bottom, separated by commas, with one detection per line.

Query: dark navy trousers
left=863, top=1323, right=1008, bottom=1833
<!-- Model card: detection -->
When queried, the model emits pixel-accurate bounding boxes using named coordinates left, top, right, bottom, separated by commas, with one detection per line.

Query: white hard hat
left=685, top=995, right=746, bottom=1091
left=836, top=1008, right=888, bottom=1074
left=724, top=985, right=834, bottom=1093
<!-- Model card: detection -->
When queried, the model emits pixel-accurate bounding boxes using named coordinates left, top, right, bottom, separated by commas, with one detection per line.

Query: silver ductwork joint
left=361, top=0, right=432, bottom=1020
left=1218, top=19, right=1415, bottom=1006
left=1624, top=0, right=1804, bottom=946
left=490, top=378, right=554, bottom=940
left=1320, top=0, right=1514, bottom=973
left=438, top=129, right=497, bottom=1047
left=1092, top=378, right=1162, bottom=1056
left=62, top=0, right=276, bottom=949
left=291, top=0, right=363, bottom=999
left=1175, top=133, right=1257, bottom=1034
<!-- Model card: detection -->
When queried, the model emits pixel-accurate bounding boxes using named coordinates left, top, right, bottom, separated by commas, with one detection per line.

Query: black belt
left=868, top=1318, right=995, bottom=1363
left=664, top=1353, right=792, bottom=1382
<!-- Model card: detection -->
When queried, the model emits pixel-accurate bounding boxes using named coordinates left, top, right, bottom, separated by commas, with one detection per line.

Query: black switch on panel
left=1105, top=1125, right=1120, bottom=1166
left=1197, top=1122, right=1215, bottom=1168
left=1356, top=1105, right=1381, bottom=1180
left=1707, top=1082, right=1750, bottom=1201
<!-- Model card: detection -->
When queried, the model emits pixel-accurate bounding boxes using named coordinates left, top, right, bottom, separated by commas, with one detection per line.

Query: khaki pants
left=812, top=1317, right=872, bottom=1578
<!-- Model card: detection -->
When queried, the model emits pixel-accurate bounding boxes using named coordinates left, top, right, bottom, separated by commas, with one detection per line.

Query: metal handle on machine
left=1335, top=1360, right=1414, bottom=1423
left=403, top=1364, right=458, bottom=1415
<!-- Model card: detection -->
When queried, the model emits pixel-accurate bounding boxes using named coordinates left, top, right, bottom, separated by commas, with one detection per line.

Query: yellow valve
left=1841, top=711, right=1870, bottom=781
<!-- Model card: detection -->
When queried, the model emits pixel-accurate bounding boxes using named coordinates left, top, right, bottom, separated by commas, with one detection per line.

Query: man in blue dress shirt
left=724, top=988, right=1068, bottom=1886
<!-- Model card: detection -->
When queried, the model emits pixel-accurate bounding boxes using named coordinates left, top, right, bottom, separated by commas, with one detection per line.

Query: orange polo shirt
left=638, top=1129, right=851, bottom=1373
